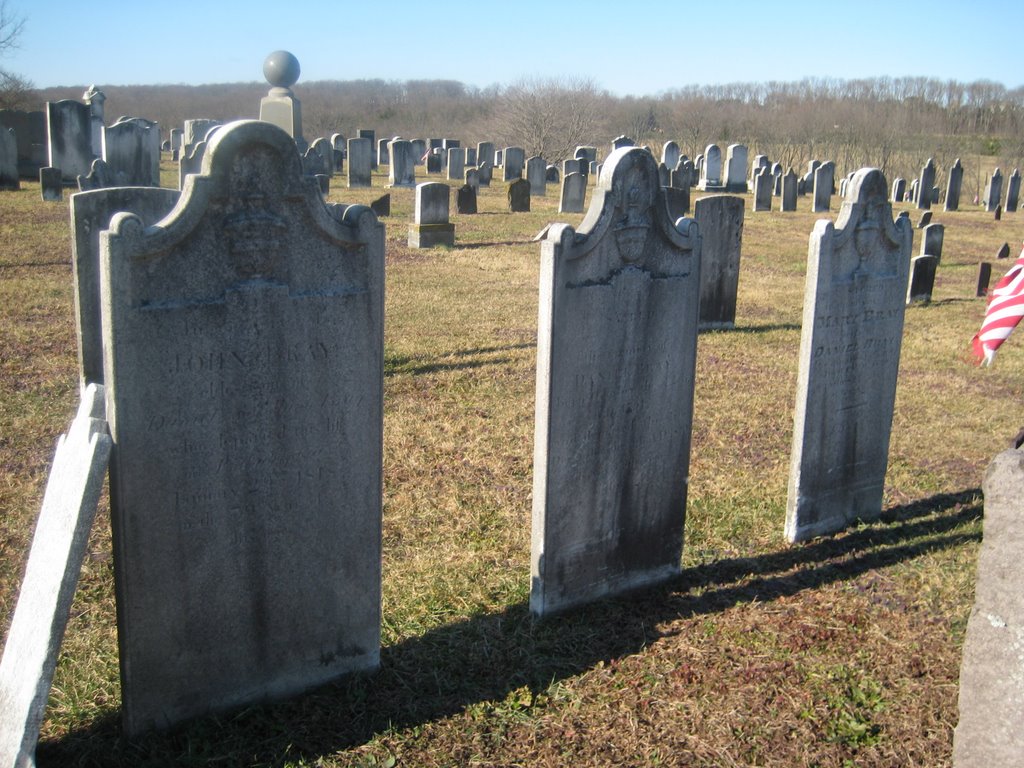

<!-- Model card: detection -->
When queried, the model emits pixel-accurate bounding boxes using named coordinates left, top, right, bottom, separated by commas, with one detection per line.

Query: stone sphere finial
left=263, top=51, right=300, bottom=89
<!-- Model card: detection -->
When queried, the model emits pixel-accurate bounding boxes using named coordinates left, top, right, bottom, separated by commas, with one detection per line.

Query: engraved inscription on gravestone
left=531, top=147, right=702, bottom=616
left=786, top=168, right=912, bottom=542
left=100, top=120, right=384, bottom=735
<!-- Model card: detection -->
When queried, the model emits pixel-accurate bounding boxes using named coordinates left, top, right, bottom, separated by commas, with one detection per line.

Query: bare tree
left=0, top=1, right=31, bottom=109
left=491, top=77, right=603, bottom=162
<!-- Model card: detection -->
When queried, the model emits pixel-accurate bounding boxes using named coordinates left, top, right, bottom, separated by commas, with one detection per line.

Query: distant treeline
left=28, top=75, right=1024, bottom=199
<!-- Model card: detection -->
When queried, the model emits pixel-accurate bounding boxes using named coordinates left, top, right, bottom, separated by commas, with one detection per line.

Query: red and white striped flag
left=973, top=244, right=1024, bottom=366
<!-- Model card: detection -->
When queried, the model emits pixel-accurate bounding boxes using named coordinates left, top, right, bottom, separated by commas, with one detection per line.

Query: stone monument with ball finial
left=259, top=50, right=307, bottom=151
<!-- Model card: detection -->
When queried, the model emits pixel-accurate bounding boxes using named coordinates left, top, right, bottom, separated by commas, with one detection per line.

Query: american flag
left=973, top=244, right=1024, bottom=366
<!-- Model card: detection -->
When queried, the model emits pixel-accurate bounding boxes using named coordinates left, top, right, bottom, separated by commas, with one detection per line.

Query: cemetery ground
left=2, top=159, right=1024, bottom=767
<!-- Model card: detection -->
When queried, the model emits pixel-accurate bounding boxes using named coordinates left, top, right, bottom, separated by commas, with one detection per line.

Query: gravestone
left=0, top=109, right=46, bottom=178
left=46, top=99, right=94, bottom=182
left=508, top=178, right=530, bottom=212
left=169, top=128, right=182, bottom=156
left=772, top=163, right=784, bottom=195
left=921, top=222, right=945, bottom=262
left=0, top=384, right=112, bottom=768
left=781, top=168, right=798, bottom=211
left=387, top=139, right=416, bottom=188
left=259, top=51, right=305, bottom=150
left=694, top=195, right=744, bottom=329
left=661, top=140, right=680, bottom=170
left=465, top=147, right=477, bottom=166
left=70, top=186, right=180, bottom=386
left=410, top=138, right=426, bottom=165
left=377, top=138, right=389, bottom=167
left=369, top=193, right=390, bottom=217
left=906, top=254, right=938, bottom=304
left=526, top=155, right=546, bottom=195
left=423, top=150, right=440, bottom=174
left=503, top=146, right=525, bottom=181
left=977, top=262, right=992, bottom=296
left=984, top=168, right=1003, bottom=213
left=476, top=142, right=494, bottom=173
left=0, top=126, right=18, bottom=190
left=531, top=146, right=701, bottom=617
left=698, top=143, right=722, bottom=189
left=917, top=158, right=936, bottom=210
left=812, top=161, right=835, bottom=213
left=310, top=137, right=334, bottom=178
left=749, top=154, right=769, bottom=188
left=611, top=135, right=634, bottom=150
left=909, top=178, right=920, bottom=204
left=575, top=146, right=597, bottom=165
left=995, top=204, right=1002, bottom=221
left=330, top=132, right=346, bottom=160
left=183, top=119, right=221, bottom=156
left=945, top=158, right=963, bottom=211
left=952, top=447, right=1024, bottom=768
left=546, top=165, right=560, bottom=183
left=752, top=166, right=772, bottom=212
left=997, top=242, right=1011, bottom=259
left=917, top=210, right=932, bottom=228
left=723, top=143, right=748, bottom=192
left=178, top=140, right=207, bottom=189
left=658, top=162, right=670, bottom=187
left=103, top=117, right=161, bottom=187
left=477, top=160, right=492, bottom=187
left=301, top=146, right=327, bottom=178
left=563, top=158, right=582, bottom=176
left=1005, top=168, right=1020, bottom=213
left=447, top=147, right=465, bottom=181
left=558, top=171, right=586, bottom=213
left=456, top=183, right=477, bottom=214
left=347, top=137, right=372, bottom=187
left=77, top=158, right=112, bottom=191
left=82, top=86, right=105, bottom=158
left=358, top=128, right=376, bottom=168
left=464, top=167, right=479, bottom=194
left=409, top=181, right=454, bottom=247
left=39, top=167, right=62, bottom=201
left=891, top=177, right=906, bottom=203
left=99, top=120, right=384, bottom=735
left=786, top=168, right=912, bottom=542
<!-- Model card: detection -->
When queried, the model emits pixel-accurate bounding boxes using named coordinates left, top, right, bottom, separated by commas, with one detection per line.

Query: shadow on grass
left=385, top=343, right=535, bottom=377
left=39, top=488, right=981, bottom=766
left=455, top=239, right=533, bottom=249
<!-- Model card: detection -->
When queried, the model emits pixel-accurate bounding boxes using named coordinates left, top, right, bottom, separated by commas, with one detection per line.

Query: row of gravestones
left=0, top=121, right=920, bottom=761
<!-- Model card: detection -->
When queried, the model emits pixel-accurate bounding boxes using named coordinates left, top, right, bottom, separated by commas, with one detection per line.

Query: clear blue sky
left=6, top=0, right=1023, bottom=95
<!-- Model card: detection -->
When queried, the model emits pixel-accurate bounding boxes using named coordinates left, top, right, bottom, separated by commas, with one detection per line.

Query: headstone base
left=408, top=223, right=455, bottom=248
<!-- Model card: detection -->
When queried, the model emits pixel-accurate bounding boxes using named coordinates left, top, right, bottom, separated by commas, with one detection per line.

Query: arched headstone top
left=828, top=168, right=910, bottom=268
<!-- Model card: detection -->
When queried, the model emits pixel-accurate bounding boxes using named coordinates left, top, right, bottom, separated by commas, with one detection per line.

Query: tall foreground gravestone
left=531, top=147, right=702, bottom=616
left=786, top=168, right=912, bottom=542
left=100, top=120, right=384, bottom=735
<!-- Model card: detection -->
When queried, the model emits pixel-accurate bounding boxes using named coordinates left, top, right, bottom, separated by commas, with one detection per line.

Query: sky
left=5, top=0, right=1024, bottom=96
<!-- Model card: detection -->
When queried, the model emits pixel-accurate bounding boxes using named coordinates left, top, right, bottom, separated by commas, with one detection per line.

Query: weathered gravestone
left=658, top=162, right=670, bottom=188
left=558, top=171, right=586, bottom=213
left=456, top=183, right=477, bottom=214
left=664, top=186, right=689, bottom=221
left=347, top=136, right=372, bottom=187
left=0, top=109, right=46, bottom=178
left=259, top=51, right=305, bottom=150
left=611, top=135, right=635, bottom=150
left=99, top=120, right=384, bottom=735
left=661, top=140, right=680, bottom=170
left=476, top=142, right=494, bottom=174
left=530, top=146, right=701, bottom=616
left=357, top=128, right=376, bottom=168
left=0, top=127, right=18, bottom=190
left=724, top=143, right=748, bottom=192
left=409, top=181, right=454, bottom=247
left=785, top=168, right=912, bottom=542
left=694, top=195, right=744, bottom=329
left=953, top=447, right=1024, bottom=767
left=812, top=161, right=835, bottom=213
left=410, top=138, right=426, bottom=166
left=425, top=150, right=442, bottom=174
left=984, top=168, right=1003, bottom=212
left=921, top=222, right=944, bottom=262
left=376, top=138, right=389, bottom=167
left=917, top=158, right=936, bottom=210
left=310, top=137, right=334, bottom=178
left=575, top=145, right=597, bottom=165
left=916, top=210, right=932, bottom=229
left=508, top=178, right=530, bottom=212
left=945, top=158, right=963, bottom=212
left=545, top=165, right=560, bottom=183
left=104, top=117, right=161, bottom=187
left=997, top=242, right=1011, bottom=259
left=477, top=159, right=492, bottom=187
left=781, top=168, right=798, bottom=211
left=464, top=167, right=479, bottom=194
left=39, top=166, right=62, bottom=202
left=77, top=158, right=112, bottom=191
left=698, top=143, right=722, bottom=189
left=752, top=166, right=772, bottom=212
left=46, top=99, right=95, bottom=182
left=503, top=146, right=525, bottom=181
left=977, top=262, right=992, bottom=297
left=0, top=385, right=112, bottom=768
left=995, top=204, right=1002, bottom=221
left=526, top=155, right=546, bottom=195
left=71, top=186, right=181, bottom=386
left=178, top=139, right=208, bottom=190
left=1005, top=168, right=1020, bottom=213
left=369, top=193, right=390, bottom=217
left=906, top=255, right=939, bottom=304
left=447, top=147, right=465, bottom=181
left=891, top=177, right=906, bottom=203
left=563, top=158, right=582, bottom=177
left=387, top=139, right=416, bottom=188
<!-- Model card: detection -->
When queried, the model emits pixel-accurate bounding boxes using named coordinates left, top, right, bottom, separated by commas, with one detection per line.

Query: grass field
left=2, top=157, right=1024, bottom=767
